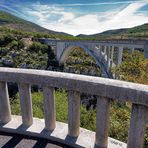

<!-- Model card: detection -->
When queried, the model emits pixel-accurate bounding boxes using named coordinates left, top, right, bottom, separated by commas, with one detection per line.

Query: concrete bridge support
left=110, top=46, right=114, bottom=68
left=144, top=45, right=148, bottom=58
left=117, top=47, right=123, bottom=66
left=107, top=46, right=111, bottom=71
left=104, top=46, right=107, bottom=54
left=104, top=46, right=107, bottom=59
left=56, top=42, right=66, bottom=61
left=99, top=45, right=102, bottom=57
left=130, top=47, right=135, bottom=53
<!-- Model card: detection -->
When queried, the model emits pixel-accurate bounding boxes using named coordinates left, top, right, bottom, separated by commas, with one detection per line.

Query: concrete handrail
left=0, top=67, right=148, bottom=148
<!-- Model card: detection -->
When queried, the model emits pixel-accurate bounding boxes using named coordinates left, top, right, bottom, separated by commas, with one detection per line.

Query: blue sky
left=0, top=0, right=148, bottom=35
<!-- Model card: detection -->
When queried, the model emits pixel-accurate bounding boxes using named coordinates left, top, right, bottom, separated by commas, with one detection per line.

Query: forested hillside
left=0, top=10, right=71, bottom=36
left=77, top=23, right=148, bottom=40
left=113, top=50, right=148, bottom=84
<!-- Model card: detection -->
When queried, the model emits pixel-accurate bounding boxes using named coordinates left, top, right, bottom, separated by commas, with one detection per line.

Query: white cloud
left=23, top=1, right=148, bottom=35
left=53, top=1, right=146, bottom=6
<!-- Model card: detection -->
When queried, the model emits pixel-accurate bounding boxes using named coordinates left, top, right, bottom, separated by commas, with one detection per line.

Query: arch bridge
left=40, top=39, right=148, bottom=78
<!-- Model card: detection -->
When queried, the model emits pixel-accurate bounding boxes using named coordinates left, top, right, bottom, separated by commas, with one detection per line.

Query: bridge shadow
left=0, top=131, right=70, bottom=148
left=0, top=123, right=84, bottom=148
left=1, top=134, right=23, bottom=148
left=65, top=135, right=77, bottom=144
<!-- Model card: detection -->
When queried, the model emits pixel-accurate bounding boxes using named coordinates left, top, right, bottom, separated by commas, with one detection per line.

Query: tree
left=113, top=51, right=148, bottom=84
left=29, top=42, right=48, bottom=53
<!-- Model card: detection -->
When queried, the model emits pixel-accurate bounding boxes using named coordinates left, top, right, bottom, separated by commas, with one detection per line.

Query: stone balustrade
left=0, top=67, right=148, bottom=148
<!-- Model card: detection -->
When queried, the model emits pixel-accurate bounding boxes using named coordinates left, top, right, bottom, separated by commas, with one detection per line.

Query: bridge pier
left=117, top=47, right=123, bottom=66
left=144, top=44, right=148, bottom=58
left=130, top=47, right=135, bottom=54
left=99, top=45, right=102, bottom=57
left=104, top=46, right=107, bottom=59
left=110, top=46, right=114, bottom=68
left=104, top=46, right=107, bottom=54
left=107, top=46, right=111, bottom=70
left=56, top=42, right=66, bottom=61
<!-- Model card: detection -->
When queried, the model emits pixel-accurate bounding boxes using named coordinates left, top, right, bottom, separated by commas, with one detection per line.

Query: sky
left=0, top=0, right=148, bottom=35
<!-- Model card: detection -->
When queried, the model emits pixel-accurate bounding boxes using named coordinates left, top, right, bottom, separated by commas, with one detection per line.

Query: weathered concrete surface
left=0, top=68, right=148, bottom=107
left=95, top=97, right=110, bottom=148
left=0, top=68, right=147, bottom=148
left=127, top=104, right=148, bottom=148
left=0, top=82, right=11, bottom=124
left=43, top=86, right=56, bottom=131
left=0, top=115, right=127, bottom=148
left=68, top=90, right=80, bottom=137
left=18, top=83, right=33, bottom=126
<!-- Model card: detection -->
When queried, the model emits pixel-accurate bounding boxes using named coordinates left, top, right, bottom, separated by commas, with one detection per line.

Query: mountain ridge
left=76, top=23, right=148, bottom=39
left=0, top=10, right=147, bottom=40
left=0, top=10, right=72, bottom=36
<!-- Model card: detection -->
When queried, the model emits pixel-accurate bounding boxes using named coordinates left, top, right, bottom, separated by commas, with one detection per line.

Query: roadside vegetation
left=113, top=50, right=148, bottom=84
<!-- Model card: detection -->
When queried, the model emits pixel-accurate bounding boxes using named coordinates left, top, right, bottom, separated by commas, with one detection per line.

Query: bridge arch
left=58, top=45, right=112, bottom=78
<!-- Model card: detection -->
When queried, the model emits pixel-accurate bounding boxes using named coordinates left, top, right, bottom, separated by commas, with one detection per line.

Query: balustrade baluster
left=68, top=90, right=80, bottom=137
left=127, top=104, right=148, bottom=148
left=19, top=83, right=33, bottom=126
left=0, top=82, right=11, bottom=123
left=95, top=96, right=110, bottom=148
left=43, top=86, right=55, bottom=131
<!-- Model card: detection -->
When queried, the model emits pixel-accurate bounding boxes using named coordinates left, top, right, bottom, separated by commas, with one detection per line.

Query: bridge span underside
left=58, top=45, right=113, bottom=78
left=40, top=39, right=148, bottom=78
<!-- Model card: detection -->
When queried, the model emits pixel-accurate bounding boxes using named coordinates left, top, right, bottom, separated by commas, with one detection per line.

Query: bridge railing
left=0, top=68, right=148, bottom=148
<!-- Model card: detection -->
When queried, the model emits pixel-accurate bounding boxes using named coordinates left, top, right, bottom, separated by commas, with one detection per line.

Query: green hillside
left=1, top=10, right=147, bottom=40
left=77, top=23, right=148, bottom=39
left=0, top=10, right=72, bottom=37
